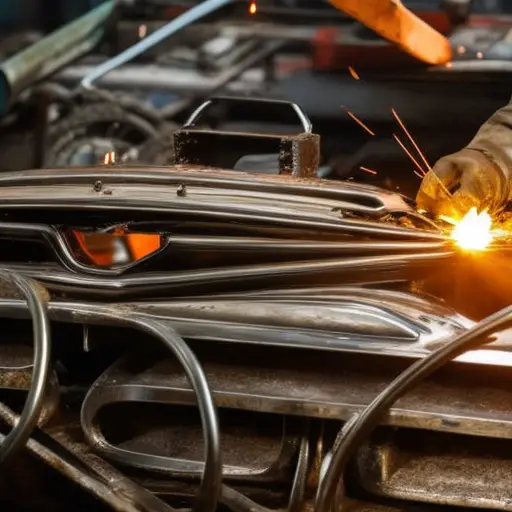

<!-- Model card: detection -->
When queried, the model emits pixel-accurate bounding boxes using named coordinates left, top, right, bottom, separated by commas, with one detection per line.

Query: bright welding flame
left=451, top=207, right=493, bottom=251
left=249, top=1, right=257, bottom=14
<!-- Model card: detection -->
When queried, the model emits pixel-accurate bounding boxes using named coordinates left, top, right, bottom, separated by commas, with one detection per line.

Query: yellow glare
left=451, top=207, right=493, bottom=251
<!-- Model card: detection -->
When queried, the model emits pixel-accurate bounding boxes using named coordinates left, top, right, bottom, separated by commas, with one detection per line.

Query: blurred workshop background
left=0, top=0, right=511, bottom=199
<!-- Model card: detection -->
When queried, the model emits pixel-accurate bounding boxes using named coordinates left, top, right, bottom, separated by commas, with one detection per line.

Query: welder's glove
left=416, top=103, right=512, bottom=219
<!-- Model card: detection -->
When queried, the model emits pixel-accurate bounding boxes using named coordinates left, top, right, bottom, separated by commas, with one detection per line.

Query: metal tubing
left=316, top=303, right=512, bottom=512
left=0, top=271, right=51, bottom=468
left=81, top=0, right=233, bottom=89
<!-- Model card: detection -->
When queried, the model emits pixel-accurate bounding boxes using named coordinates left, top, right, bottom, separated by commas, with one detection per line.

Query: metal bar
left=0, top=402, right=175, bottom=512
left=81, top=0, right=234, bottom=89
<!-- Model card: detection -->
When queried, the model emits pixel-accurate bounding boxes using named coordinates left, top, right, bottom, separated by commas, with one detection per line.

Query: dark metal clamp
left=173, top=96, right=320, bottom=178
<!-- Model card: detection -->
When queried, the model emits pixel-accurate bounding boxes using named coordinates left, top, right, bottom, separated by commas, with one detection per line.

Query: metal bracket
left=173, top=96, right=320, bottom=178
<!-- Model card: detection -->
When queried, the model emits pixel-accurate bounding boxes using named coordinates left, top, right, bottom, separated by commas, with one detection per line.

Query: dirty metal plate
left=356, top=428, right=512, bottom=510
left=0, top=343, right=59, bottom=426
left=88, top=347, right=512, bottom=440
left=125, top=286, right=469, bottom=353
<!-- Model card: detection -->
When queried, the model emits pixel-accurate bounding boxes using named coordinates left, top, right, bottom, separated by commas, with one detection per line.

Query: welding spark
left=103, top=152, right=116, bottom=165
left=391, top=109, right=431, bottom=172
left=476, top=51, right=483, bottom=59
left=249, top=1, right=257, bottom=14
left=451, top=207, right=493, bottom=251
left=343, top=108, right=375, bottom=136
left=360, top=166, right=377, bottom=175
left=348, top=66, right=360, bottom=80
left=391, top=108, right=455, bottom=202
left=392, top=134, right=426, bottom=177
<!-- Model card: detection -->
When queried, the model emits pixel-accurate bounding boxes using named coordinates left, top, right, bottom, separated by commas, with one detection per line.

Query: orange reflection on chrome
left=73, top=231, right=161, bottom=268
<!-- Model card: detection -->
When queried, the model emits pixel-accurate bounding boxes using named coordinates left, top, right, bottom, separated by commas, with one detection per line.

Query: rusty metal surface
left=356, top=427, right=512, bottom=510
left=175, top=96, right=320, bottom=179
left=173, top=130, right=320, bottom=179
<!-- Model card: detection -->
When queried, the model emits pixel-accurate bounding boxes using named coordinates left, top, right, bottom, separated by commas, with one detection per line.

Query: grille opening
left=96, top=402, right=297, bottom=483
left=352, top=426, right=512, bottom=510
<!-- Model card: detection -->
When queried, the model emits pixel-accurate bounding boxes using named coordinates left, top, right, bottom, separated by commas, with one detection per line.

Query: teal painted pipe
left=0, top=0, right=116, bottom=115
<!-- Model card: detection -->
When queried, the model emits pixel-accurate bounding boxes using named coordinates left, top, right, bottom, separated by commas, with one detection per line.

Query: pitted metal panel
left=356, top=428, right=512, bottom=510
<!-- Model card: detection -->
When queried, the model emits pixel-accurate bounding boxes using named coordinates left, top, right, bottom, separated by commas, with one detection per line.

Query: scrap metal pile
left=1, top=98, right=512, bottom=511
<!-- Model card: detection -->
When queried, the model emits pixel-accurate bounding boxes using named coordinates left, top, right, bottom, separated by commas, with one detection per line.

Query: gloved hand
left=416, top=103, right=512, bottom=219
left=416, top=148, right=511, bottom=219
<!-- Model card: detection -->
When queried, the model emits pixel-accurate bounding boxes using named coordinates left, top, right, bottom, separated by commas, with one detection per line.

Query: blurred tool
left=441, top=0, right=473, bottom=26
left=327, top=0, right=453, bottom=64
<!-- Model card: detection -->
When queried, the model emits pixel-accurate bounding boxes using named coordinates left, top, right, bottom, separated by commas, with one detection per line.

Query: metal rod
left=81, top=0, right=234, bottom=89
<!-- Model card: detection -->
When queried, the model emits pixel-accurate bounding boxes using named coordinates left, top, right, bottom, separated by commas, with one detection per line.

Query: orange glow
left=249, top=1, right=256, bottom=14
left=73, top=231, right=162, bottom=267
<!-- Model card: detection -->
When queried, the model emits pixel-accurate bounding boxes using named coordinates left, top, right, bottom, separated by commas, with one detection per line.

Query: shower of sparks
left=360, top=166, right=377, bottom=175
left=343, top=108, right=375, bottom=136
left=391, top=108, right=431, bottom=172
left=103, top=152, right=116, bottom=165
left=451, top=207, right=493, bottom=251
left=348, top=66, right=360, bottom=80
left=392, top=134, right=426, bottom=177
left=249, top=1, right=257, bottom=14
left=391, top=108, right=455, bottom=202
